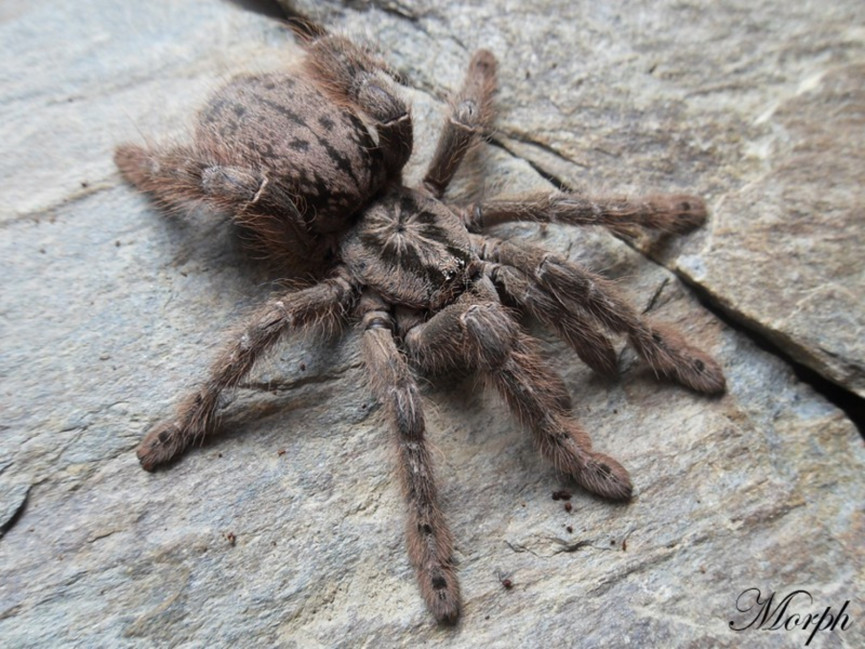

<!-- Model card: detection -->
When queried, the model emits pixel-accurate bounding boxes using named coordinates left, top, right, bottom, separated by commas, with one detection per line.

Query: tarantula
left=115, top=19, right=724, bottom=624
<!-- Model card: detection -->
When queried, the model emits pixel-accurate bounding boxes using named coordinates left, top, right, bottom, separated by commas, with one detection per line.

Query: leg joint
left=461, top=303, right=519, bottom=370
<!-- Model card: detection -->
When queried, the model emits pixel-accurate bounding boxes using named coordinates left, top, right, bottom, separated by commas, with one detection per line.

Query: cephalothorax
left=116, top=18, right=724, bottom=624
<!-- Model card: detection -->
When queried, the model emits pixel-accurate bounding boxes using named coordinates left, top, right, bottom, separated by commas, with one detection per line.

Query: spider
left=115, top=19, right=724, bottom=624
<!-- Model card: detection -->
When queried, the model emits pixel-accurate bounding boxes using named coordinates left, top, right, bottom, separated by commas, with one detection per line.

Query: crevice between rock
left=228, top=0, right=288, bottom=20
left=488, top=136, right=573, bottom=192
left=159, top=0, right=865, bottom=439
left=683, top=279, right=865, bottom=437
left=0, top=484, right=30, bottom=539
left=489, top=136, right=865, bottom=438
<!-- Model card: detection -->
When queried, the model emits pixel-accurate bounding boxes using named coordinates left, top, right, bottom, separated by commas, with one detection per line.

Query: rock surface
left=1, top=1, right=863, bottom=647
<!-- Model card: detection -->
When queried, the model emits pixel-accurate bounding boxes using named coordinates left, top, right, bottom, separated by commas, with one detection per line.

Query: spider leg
left=462, top=191, right=707, bottom=236
left=423, top=50, right=497, bottom=198
left=358, top=292, right=460, bottom=624
left=474, top=248, right=618, bottom=376
left=300, top=33, right=413, bottom=176
left=114, top=143, right=304, bottom=231
left=403, top=278, right=632, bottom=501
left=137, top=269, right=357, bottom=470
left=114, top=143, right=216, bottom=215
left=476, top=236, right=726, bottom=394
left=114, top=143, right=336, bottom=272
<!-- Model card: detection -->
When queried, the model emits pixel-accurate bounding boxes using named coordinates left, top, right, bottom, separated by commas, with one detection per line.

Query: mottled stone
left=680, top=63, right=865, bottom=398
left=1, top=1, right=863, bottom=648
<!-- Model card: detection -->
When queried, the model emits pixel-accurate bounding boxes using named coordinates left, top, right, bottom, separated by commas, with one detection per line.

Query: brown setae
left=115, top=15, right=724, bottom=625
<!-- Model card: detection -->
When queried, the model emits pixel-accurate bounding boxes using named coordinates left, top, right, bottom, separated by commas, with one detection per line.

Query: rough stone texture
left=680, top=63, right=865, bottom=398
left=1, top=1, right=863, bottom=647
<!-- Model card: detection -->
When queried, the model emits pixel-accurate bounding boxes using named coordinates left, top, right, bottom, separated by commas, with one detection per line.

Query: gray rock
left=680, top=63, right=865, bottom=399
left=1, top=1, right=862, bottom=647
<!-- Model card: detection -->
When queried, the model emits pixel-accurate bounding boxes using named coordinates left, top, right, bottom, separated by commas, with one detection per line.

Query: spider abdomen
left=195, top=72, right=387, bottom=232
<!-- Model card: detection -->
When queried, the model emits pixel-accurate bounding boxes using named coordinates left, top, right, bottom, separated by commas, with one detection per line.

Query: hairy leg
left=114, top=143, right=310, bottom=216
left=462, top=191, right=707, bottom=236
left=423, top=50, right=497, bottom=198
left=476, top=236, right=725, bottom=394
left=114, top=143, right=215, bottom=215
left=403, top=280, right=632, bottom=500
left=114, top=143, right=336, bottom=272
left=477, top=252, right=618, bottom=376
left=137, top=269, right=357, bottom=470
left=358, top=293, right=460, bottom=624
left=300, top=34, right=413, bottom=176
